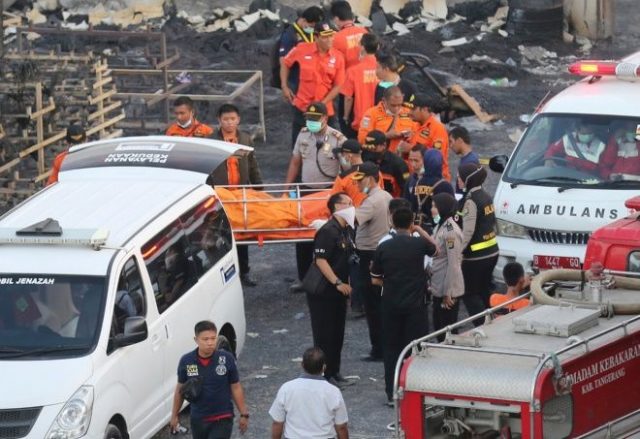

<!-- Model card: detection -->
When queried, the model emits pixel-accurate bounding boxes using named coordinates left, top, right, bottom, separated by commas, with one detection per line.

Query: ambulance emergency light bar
left=568, top=60, right=640, bottom=80
left=0, top=219, right=109, bottom=250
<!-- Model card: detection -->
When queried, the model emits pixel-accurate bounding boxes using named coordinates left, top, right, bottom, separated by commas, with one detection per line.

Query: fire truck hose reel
left=530, top=269, right=640, bottom=315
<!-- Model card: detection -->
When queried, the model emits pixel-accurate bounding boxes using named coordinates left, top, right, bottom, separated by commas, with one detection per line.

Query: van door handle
left=151, top=333, right=162, bottom=350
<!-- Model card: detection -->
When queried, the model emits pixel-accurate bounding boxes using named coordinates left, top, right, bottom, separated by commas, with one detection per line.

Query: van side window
left=112, top=257, right=147, bottom=335
left=142, top=222, right=197, bottom=314
left=181, top=197, right=233, bottom=276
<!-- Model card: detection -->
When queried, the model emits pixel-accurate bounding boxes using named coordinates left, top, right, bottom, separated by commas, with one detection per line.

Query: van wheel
left=217, top=335, right=234, bottom=356
left=104, top=424, right=124, bottom=439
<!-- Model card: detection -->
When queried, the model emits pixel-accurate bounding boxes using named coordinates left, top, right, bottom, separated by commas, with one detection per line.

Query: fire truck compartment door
left=404, top=350, right=540, bottom=402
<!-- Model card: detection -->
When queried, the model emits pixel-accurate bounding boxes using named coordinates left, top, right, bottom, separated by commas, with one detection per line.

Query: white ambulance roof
left=541, top=51, right=640, bottom=117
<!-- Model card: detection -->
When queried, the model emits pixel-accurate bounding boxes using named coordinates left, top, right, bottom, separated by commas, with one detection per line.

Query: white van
left=0, top=136, right=247, bottom=439
left=490, top=53, right=640, bottom=280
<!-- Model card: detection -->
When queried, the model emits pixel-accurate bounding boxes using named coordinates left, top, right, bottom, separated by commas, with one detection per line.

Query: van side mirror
left=489, top=155, right=509, bottom=173
left=112, top=317, right=148, bottom=349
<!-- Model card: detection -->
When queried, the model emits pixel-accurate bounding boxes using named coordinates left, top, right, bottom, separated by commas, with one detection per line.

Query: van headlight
left=46, top=386, right=93, bottom=439
left=497, top=219, right=528, bottom=238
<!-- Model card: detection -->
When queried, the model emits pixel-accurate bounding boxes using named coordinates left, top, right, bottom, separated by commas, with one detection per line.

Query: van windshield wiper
left=0, top=345, right=90, bottom=359
left=509, top=178, right=536, bottom=188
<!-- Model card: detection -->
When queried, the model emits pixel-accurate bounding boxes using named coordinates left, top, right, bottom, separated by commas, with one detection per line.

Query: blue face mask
left=304, top=27, right=314, bottom=34
left=433, top=214, right=441, bottom=224
left=306, top=120, right=322, bottom=133
left=379, top=81, right=394, bottom=89
left=363, top=186, right=370, bottom=195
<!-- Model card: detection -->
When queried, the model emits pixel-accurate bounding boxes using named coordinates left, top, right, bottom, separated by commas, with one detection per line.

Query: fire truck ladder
left=392, top=290, right=640, bottom=438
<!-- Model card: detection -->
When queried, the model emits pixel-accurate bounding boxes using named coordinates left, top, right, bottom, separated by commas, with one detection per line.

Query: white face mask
left=334, top=206, right=356, bottom=229
left=178, top=118, right=193, bottom=129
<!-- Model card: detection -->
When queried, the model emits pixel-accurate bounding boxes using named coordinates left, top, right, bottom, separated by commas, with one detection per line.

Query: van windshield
left=0, top=275, right=105, bottom=359
left=504, top=114, right=640, bottom=188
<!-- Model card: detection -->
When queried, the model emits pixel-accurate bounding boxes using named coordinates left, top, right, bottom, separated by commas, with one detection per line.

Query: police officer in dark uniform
left=361, top=130, right=409, bottom=197
left=404, top=146, right=454, bottom=233
left=308, top=192, right=356, bottom=388
left=457, top=163, right=499, bottom=326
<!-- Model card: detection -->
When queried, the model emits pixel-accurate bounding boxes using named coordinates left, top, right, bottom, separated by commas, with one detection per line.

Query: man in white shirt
left=269, top=347, right=349, bottom=439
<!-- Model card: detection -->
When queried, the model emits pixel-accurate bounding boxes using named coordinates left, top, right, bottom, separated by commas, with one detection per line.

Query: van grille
left=0, top=407, right=41, bottom=439
left=527, top=228, right=590, bottom=245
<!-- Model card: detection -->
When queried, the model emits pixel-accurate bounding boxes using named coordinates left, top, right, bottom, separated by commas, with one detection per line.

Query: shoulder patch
left=361, top=116, right=370, bottom=129
left=446, top=222, right=453, bottom=231
left=402, top=172, right=410, bottom=179
left=421, top=129, right=430, bottom=137
left=434, top=140, right=442, bottom=149
left=446, top=238, right=455, bottom=249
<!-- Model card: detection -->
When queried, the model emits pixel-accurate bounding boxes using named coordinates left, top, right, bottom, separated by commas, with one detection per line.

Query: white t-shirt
left=269, top=375, right=348, bottom=439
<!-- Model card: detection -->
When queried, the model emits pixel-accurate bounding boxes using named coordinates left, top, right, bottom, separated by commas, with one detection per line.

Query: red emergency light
left=568, top=60, right=640, bottom=79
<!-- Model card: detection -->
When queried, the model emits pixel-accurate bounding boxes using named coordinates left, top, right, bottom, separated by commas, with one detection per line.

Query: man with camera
left=171, top=321, right=249, bottom=438
left=285, top=102, right=346, bottom=293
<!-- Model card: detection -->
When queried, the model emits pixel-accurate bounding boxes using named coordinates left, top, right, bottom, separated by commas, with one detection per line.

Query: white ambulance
left=491, top=52, right=640, bottom=280
left=0, top=136, right=247, bottom=438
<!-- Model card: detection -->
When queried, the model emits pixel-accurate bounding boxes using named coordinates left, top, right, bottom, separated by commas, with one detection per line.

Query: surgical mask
left=334, top=206, right=355, bottom=228
left=363, top=186, right=371, bottom=195
left=303, top=27, right=314, bottom=34
left=306, top=120, right=322, bottom=133
left=626, top=132, right=637, bottom=142
left=379, top=81, right=394, bottom=88
left=417, top=166, right=425, bottom=176
left=577, top=133, right=593, bottom=144
left=339, top=156, right=350, bottom=168
left=433, top=214, right=441, bottom=224
left=177, top=118, right=193, bottom=129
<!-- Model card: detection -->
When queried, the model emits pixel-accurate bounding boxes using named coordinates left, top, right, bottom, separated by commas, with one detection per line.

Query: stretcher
left=214, top=182, right=333, bottom=245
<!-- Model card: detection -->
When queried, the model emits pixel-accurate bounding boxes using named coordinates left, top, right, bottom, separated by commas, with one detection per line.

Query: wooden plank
left=146, top=82, right=191, bottom=107
left=27, top=97, right=56, bottom=119
left=88, top=87, right=117, bottom=105
left=449, top=84, right=496, bottom=124
left=87, top=101, right=122, bottom=121
left=86, top=112, right=126, bottom=137
left=92, top=76, right=113, bottom=90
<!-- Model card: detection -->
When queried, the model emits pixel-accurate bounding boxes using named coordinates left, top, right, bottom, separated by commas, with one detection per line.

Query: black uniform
left=460, top=188, right=499, bottom=326
left=363, top=150, right=409, bottom=197
left=371, top=233, right=436, bottom=401
left=308, top=217, right=356, bottom=381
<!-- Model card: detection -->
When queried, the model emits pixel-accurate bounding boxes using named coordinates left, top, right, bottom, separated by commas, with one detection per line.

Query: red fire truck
left=583, top=195, right=640, bottom=273
left=393, top=267, right=640, bottom=438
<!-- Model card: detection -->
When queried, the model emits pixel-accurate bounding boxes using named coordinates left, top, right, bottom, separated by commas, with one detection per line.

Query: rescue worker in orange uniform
left=165, top=96, right=214, bottom=138
left=331, top=1, right=368, bottom=69
left=409, top=94, right=450, bottom=181
left=361, top=130, right=409, bottom=197
left=341, top=33, right=379, bottom=137
left=332, top=139, right=383, bottom=207
left=357, top=86, right=415, bottom=156
left=212, top=103, right=264, bottom=288
left=281, top=22, right=346, bottom=148
left=46, top=123, right=86, bottom=186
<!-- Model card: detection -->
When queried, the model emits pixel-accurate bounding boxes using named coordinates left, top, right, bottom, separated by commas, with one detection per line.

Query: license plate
left=533, top=255, right=581, bottom=270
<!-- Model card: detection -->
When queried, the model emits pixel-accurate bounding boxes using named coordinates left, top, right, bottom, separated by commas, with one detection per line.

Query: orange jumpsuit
left=411, top=114, right=450, bottom=180
left=333, top=24, right=367, bottom=69
left=165, top=119, right=214, bottom=138
left=341, top=54, right=378, bottom=130
left=357, top=102, right=415, bottom=154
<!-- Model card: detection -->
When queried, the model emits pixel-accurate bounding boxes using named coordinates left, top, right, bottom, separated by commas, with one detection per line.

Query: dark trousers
left=296, top=242, right=314, bottom=281
left=337, top=95, right=357, bottom=139
left=462, top=254, right=499, bottom=327
left=432, top=296, right=460, bottom=342
left=307, top=292, right=348, bottom=379
left=382, top=303, right=428, bottom=400
left=291, top=106, right=341, bottom=149
left=237, top=245, right=249, bottom=276
left=190, top=417, right=233, bottom=439
left=358, top=249, right=382, bottom=357
left=349, top=260, right=363, bottom=311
